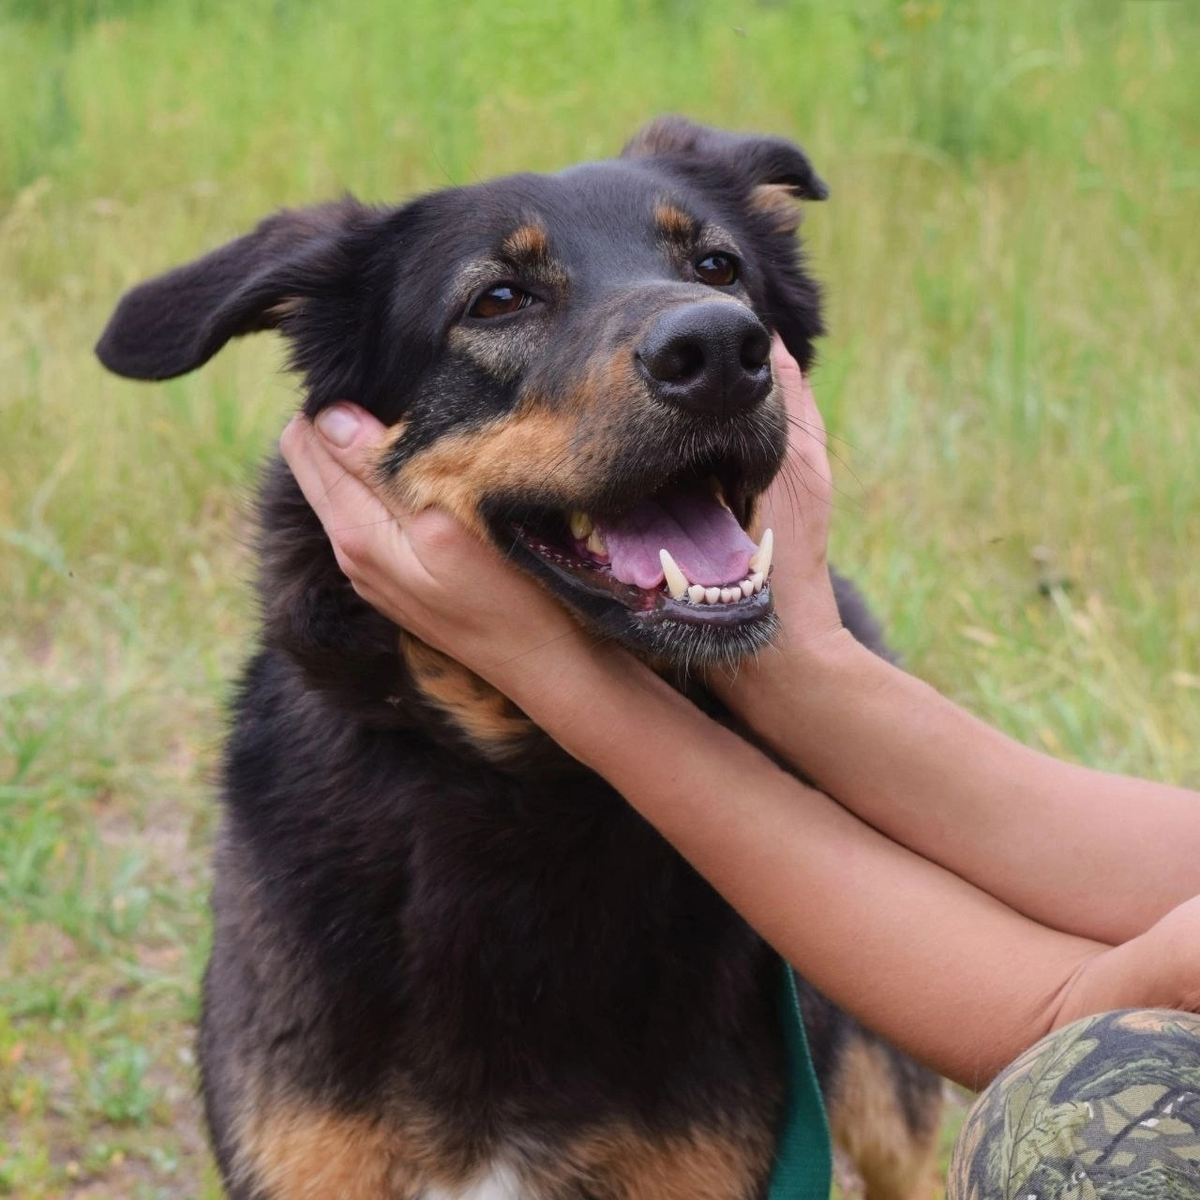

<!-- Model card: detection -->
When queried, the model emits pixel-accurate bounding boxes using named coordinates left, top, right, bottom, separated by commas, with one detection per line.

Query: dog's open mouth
left=510, top=472, right=773, bottom=629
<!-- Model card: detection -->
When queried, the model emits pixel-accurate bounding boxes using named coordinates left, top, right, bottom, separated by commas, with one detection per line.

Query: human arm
left=717, top=628, right=1200, bottom=947
left=707, top=344, right=1200, bottom=947
left=278, top=405, right=1200, bottom=1087
left=482, top=629, right=1198, bottom=1088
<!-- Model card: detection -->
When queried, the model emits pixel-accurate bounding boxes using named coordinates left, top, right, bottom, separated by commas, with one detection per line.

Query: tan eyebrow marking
left=501, top=222, right=550, bottom=263
left=654, top=202, right=700, bottom=245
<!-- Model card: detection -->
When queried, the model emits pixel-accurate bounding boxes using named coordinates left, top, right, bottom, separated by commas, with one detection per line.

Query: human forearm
left=716, top=621, right=1200, bottom=946
left=492, top=644, right=1142, bottom=1088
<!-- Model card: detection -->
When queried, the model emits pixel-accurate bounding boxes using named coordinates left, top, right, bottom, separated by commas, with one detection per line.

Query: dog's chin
left=622, top=605, right=780, bottom=670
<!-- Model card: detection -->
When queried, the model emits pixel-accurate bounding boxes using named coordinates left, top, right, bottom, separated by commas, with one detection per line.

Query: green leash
left=767, top=957, right=833, bottom=1200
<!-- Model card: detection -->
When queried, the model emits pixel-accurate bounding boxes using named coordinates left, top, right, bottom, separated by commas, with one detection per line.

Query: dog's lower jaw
left=633, top=607, right=781, bottom=676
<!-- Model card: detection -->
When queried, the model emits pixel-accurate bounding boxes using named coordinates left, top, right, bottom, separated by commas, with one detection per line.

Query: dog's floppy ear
left=96, top=198, right=384, bottom=385
left=622, top=116, right=827, bottom=233
left=623, top=116, right=828, bottom=199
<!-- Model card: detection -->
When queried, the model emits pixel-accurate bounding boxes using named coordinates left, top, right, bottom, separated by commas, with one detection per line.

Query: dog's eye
left=694, top=253, right=739, bottom=287
left=468, top=285, right=534, bottom=320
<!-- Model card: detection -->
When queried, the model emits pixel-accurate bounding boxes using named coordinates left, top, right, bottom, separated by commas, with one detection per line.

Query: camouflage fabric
left=949, top=1010, right=1200, bottom=1200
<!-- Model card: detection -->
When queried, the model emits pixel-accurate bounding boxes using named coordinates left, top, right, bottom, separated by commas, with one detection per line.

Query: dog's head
left=97, top=118, right=827, bottom=668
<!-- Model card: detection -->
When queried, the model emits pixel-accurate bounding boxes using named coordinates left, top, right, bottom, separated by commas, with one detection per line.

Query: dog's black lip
left=633, top=584, right=774, bottom=627
left=509, top=523, right=773, bottom=626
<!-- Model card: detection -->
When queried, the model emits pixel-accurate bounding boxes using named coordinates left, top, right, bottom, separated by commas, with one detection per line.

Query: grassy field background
left=2, top=1, right=1198, bottom=1195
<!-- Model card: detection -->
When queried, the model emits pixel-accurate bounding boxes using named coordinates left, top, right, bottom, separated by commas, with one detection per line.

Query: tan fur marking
left=749, top=183, right=803, bottom=235
left=238, top=1108, right=419, bottom=1199
left=264, top=295, right=306, bottom=323
left=827, top=1039, right=943, bottom=1200
left=240, top=1109, right=771, bottom=1199
left=653, top=203, right=698, bottom=245
left=400, top=634, right=536, bottom=758
left=501, top=222, right=550, bottom=263
left=543, top=1121, right=774, bottom=1199
left=380, top=404, right=583, bottom=534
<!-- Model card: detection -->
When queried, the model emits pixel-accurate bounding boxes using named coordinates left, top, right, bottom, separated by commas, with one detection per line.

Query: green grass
left=2, top=0, right=1198, bottom=1194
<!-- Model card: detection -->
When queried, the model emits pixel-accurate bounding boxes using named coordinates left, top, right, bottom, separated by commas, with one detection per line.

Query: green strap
left=767, top=958, right=833, bottom=1200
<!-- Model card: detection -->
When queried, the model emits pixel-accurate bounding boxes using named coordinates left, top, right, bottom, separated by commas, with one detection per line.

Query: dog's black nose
left=636, top=303, right=772, bottom=417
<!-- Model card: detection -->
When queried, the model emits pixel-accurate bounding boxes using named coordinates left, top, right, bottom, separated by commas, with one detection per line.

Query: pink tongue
left=596, top=485, right=756, bottom=589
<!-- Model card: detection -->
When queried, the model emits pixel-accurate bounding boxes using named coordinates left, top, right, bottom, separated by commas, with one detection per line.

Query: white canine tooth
left=568, top=511, right=594, bottom=540
left=740, top=579, right=754, bottom=598
left=704, top=587, right=721, bottom=605
left=748, top=528, right=773, bottom=576
left=720, top=587, right=737, bottom=604
left=659, top=548, right=689, bottom=600
left=687, top=584, right=706, bottom=604
left=586, top=529, right=609, bottom=560
left=750, top=571, right=764, bottom=593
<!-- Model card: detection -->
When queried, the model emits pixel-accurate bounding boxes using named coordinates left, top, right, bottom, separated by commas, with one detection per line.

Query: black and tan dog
left=97, top=119, right=942, bottom=1200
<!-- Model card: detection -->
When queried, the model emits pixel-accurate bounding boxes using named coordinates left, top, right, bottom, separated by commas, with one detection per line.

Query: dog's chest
left=425, top=1164, right=521, bottom=1200
left=217, top=675, right=787, bottom=1193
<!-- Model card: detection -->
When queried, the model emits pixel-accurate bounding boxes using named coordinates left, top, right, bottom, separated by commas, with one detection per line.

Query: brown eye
left=695, top=253, right=739, bottom=287
left=468, top=284, right=533, bottom=319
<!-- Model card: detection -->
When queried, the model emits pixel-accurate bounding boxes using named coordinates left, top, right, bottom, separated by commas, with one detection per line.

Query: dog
left=96, top=118, right=943, bottom=1200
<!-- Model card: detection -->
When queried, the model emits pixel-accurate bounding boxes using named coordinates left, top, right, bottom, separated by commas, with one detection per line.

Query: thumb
left=313, top=402, right=391, bottom=482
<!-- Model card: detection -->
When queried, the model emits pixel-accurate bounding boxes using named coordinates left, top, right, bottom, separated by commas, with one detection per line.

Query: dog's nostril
left=740, top=327, right=770, bottom=372
left=641, top=337, right=705, bottom=384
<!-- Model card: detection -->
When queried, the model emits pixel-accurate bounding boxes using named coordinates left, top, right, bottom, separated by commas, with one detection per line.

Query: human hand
left=1057, top=893, right=1200, bottom=1023
left=1136, top=893, right=1200, bottom=1014
left=278, top=406, right=583, bottom=688
left=751, top=335, right=844, bottom=647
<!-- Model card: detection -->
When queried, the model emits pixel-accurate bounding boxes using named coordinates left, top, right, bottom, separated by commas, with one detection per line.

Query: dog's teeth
left=659, top=549, right=689, bottom=600
left=687, top=584, right=706, bottom=604
left=748, top=528, right=773, bottom=576
left=740, top=578, right=754, bottom=599
left=750, top=571, right=764, bottom=593
left=720, top=587, right=737, bottom=604
left=706, top=475, right=731, bottom=512
left=568, top=511, right=594, bottom=540
left=586, top=529, right=609, bottom=560
left=704, top=586, right=721, bottom=605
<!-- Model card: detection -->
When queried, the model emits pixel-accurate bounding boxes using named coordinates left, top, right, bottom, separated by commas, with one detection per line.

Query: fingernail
left=316, top=405, right=359, bottom=448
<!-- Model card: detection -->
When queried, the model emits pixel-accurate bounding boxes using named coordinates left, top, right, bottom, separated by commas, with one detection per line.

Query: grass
left=2, top=0, right=1198, bottom=1194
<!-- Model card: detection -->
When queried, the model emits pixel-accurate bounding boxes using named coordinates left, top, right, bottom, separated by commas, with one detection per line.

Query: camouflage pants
left=948, top=1010, right=1200, bottom=1200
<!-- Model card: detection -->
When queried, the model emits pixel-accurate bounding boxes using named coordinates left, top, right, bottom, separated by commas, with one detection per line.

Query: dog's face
left=97, top=118, right=827, bottom=667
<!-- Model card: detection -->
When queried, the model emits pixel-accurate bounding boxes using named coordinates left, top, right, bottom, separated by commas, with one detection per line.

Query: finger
left=279, top=416, right=368, bottom=521
left=280, top=417, right=405, bottom=554
left=793, top=373, right=827, bottom=453
left=770, top=331, right=803, bottom=388
left=771, top=334, right=826, bottom=446
left=311, top=403, right=391, bottom=485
